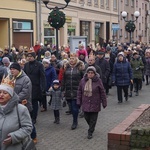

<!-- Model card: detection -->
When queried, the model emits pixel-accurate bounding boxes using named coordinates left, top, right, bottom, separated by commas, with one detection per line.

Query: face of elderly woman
left=87, top=71, right=95, bottom=79
left=0, top=90, right=11, bottom=105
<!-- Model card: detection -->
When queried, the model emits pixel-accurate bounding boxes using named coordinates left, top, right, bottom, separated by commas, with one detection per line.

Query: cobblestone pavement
left=35, top=84, right=150, bottom=150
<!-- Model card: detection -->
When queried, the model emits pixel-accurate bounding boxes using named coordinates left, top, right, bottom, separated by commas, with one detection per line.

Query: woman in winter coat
left=77, top=66, right=107, bottom=139
left=42, top=58, right=57, bottom=111
left=130, top=51, right=144, bottom=96
left=61, top=53, right=85, bottom=130
left=144, top=48, right=150, bottom=85
left=112, top=52, right=133, bottom=103
left=0, top=76, right=32, bottom=150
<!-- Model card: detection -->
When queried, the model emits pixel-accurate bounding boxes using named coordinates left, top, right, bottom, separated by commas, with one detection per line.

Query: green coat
left=130, top=57, right=144, bottom=79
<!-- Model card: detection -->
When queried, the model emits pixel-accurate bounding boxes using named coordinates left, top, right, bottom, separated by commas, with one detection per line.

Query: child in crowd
left=49, top=80, right=62, bottom=124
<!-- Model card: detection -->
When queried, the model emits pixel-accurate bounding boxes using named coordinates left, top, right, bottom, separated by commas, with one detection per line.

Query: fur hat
left=10, top=62, right=21, bottom=71
left=86, top=66, right=97, bottom=74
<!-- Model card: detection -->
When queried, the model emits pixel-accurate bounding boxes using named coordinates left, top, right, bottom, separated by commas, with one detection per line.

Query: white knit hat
left=42, top=58, right=50, bottom=64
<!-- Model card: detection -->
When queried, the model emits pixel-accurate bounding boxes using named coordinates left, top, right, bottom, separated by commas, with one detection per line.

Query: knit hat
left=117, top=52, right=124, bottom=57
left=10, top=62, right=21, bottom=71
left=53, top=80, right=60, bottom=85
left=86, top=66, right=97, bottom=74
left=2, top=57, right=10, bottom=64
left=42, top=58, right=50, bottom=64
left=0, top=76, right=14, bottom=97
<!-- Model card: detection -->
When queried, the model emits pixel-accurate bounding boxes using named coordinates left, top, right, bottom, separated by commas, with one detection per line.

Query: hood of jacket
left=65, top=59, right=85, bottom=71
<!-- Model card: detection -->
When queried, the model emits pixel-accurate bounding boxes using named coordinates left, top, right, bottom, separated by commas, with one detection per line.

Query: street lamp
left=42, top=0, right=70, bottom=58
left=121, top=11, right=140, bottom=44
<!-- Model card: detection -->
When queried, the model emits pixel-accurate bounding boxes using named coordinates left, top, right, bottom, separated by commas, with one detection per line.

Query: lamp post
left=121, top=11, right=140, bottom=44
left=42, top=0, right=70, bottom=58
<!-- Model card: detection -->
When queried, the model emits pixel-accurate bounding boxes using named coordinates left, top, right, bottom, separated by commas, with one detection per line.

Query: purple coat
left=77, top=74, right=107, bottom=112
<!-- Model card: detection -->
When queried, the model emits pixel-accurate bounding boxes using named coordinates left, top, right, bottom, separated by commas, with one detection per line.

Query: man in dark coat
left=24, top=49, right=46, bottom=124
left=95, top=50, right=110, bottom=94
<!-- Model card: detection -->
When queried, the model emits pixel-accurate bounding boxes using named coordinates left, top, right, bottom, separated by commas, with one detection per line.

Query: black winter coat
left=24, top=60, right=46, bottom=100
left=62, top=60, right=84, bottom=100
left=95, top=57, right=110, bottom=83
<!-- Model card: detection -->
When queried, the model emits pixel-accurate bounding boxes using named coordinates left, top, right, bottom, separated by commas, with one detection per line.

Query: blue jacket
left=45, top=65, right=57, bottom=91
left=112, top=58, right=133, bottom=86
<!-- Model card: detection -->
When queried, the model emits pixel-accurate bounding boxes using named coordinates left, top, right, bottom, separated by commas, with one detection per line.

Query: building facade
left=39, top=0, right=119, bottom=48
left=119, top=0, right=150, bottom=44
left=0, top=0, right=36, bottom=49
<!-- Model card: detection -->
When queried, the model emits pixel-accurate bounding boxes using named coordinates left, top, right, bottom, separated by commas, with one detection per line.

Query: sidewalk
left=36, top=84, right=150, bottom=150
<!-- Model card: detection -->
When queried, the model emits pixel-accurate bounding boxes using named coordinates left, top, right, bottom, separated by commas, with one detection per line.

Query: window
left=80, top=21, right=90, bottom=43
left=101, top=0, right=104, bottom=6
left=87, top=0, right=92, bottom=6
left=43, top=22, right=55, bottom=46
left=142, top=3, right=144, bottom=9
left=106, top=0, right=109, bottom=8
left=113, top=0, right=117, bottom=9
left=94, top=0, right=98, bottom=6
left=125, top=0, right=129, bottom=5
left=131, top=0, right=134, bottom=7
left=136, top=0, right=138, bottom=7
left=139, top=23, right=141, bottom=30
left=95, top=22, right=101, bottom=44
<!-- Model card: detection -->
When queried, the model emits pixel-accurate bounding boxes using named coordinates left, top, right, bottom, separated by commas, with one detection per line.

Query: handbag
left=16, top=105, right=37, bottom=150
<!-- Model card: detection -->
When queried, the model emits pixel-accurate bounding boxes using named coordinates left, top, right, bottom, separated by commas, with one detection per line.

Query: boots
left=54, top=117, right=60, bottom=124
left=135, top=91, right=139, bottom=96
left=71, top=122, right=78, bottom=130
left=129, top=91, right=132, bottom=97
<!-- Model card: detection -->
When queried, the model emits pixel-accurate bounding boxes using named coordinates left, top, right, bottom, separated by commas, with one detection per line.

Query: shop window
left=80, top=21, right=90, bottom=43
left=43, top=22, right=55, bottom=46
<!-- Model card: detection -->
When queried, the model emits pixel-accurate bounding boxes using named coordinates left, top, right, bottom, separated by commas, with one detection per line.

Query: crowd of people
left=0, top=40, right=150, bottom=148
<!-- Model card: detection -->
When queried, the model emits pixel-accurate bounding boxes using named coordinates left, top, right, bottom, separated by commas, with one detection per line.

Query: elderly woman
left=77, top=66, right=107, bottom=139
left=0, top=76, right=33, bottom=150
left=112, top=52, right=133, bottom=103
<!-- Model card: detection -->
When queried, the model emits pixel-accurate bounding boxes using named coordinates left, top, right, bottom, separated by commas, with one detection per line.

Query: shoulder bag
left=16, top=104, right=37, bottom=150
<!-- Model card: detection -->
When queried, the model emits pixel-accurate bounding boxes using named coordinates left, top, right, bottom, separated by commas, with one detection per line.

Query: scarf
left=84, top=78, right=92, bottom=97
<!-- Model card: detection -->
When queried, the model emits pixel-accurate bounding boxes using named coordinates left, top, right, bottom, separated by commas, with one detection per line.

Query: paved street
left=35, top=84, right=150, bottom=150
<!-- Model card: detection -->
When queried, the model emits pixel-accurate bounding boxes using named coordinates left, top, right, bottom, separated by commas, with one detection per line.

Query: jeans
left=67, top=99, right=79, bottom=124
